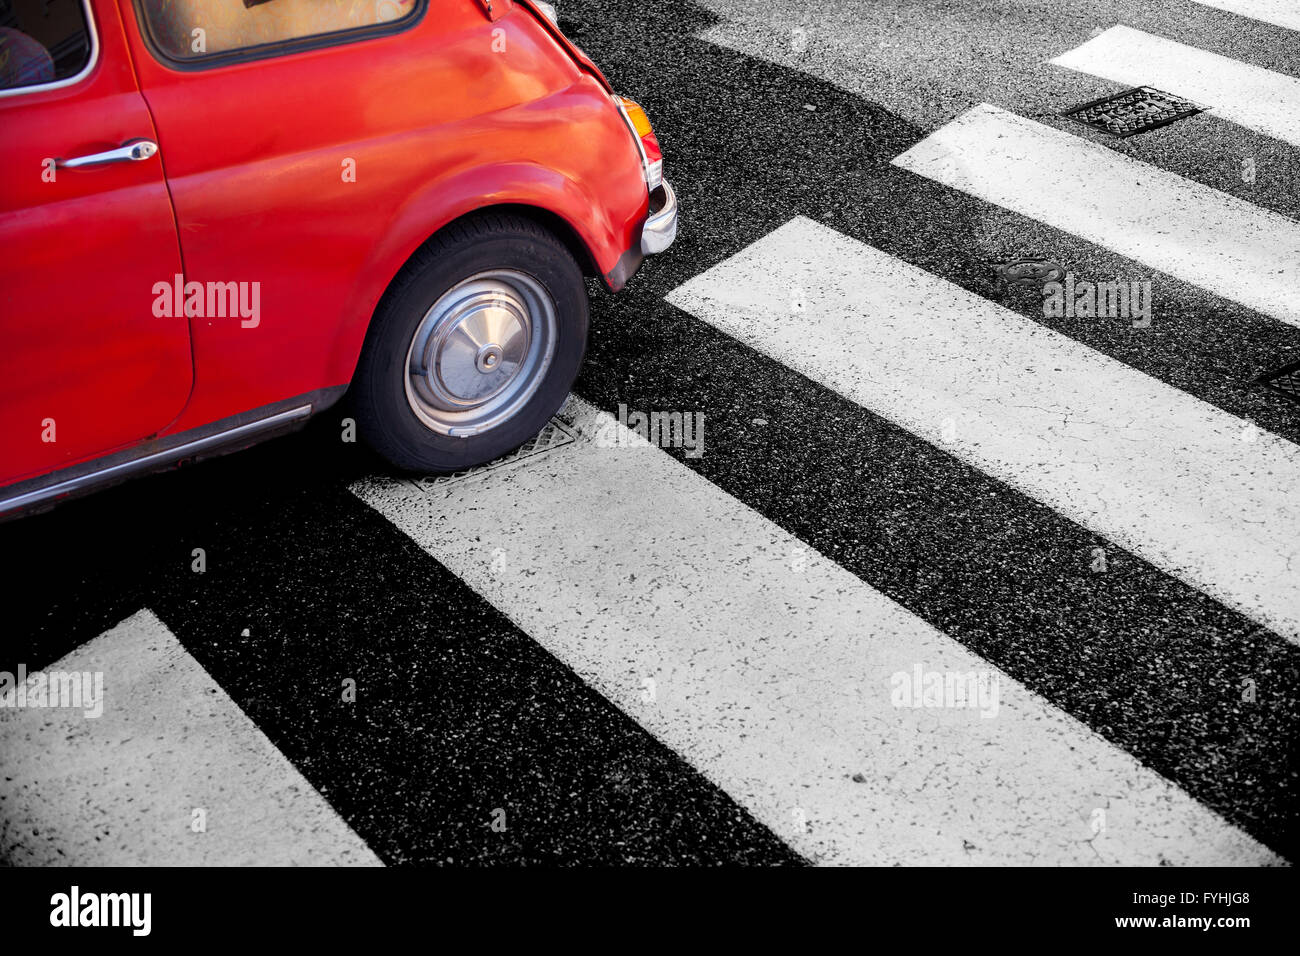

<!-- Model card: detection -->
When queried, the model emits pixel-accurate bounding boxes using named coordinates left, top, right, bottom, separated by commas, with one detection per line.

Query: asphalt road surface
left=3, top=0, right=1299, bottom=866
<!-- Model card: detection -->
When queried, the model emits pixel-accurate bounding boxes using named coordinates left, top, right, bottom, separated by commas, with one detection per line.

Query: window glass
left=0, top=0, right=92, bottom=91
left=139, top=0, right=419, bottom=60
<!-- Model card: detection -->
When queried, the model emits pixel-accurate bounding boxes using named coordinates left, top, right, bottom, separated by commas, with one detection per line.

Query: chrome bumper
left=640, top=181, right=678, bottom=255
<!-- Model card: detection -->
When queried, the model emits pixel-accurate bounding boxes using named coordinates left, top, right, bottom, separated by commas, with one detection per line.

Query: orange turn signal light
left=618, top=96, right=654, bottom=139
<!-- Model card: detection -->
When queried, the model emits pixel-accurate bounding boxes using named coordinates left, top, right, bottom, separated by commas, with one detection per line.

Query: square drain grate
left=1262, top=361, right=1300, bottom=404
left=421, top=417, right=578, bottom=488
left=1063, top=86, right=1207, bottom=138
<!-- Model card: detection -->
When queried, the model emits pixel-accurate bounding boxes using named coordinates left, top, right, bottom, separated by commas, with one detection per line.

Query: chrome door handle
left=59, top=139, right=159, bottom=169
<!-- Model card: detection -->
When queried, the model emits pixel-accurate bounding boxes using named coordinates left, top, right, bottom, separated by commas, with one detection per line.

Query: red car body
left=0, top=0, right=671, bottom=514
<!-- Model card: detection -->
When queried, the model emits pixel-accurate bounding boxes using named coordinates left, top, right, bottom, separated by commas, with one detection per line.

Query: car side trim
left=0, top=387, right=345, bottom=520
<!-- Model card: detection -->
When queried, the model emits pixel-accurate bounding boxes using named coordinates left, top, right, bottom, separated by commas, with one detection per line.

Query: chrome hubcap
left=404, top=271, right=557, bottom=437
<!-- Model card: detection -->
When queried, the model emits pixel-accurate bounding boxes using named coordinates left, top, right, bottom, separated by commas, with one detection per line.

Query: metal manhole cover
left=422, top=417, right=578, bottom=487
left=1261, top=361, right=1300, bottom=404
left=993, top=257, right=1065, bottom=290
left=1063, top=86, right=1207, bottom=138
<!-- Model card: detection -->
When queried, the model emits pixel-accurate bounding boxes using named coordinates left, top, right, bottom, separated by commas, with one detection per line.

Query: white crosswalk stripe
left=891, top=103, right=1300, bottom=328
left=667, top=215, right=1300, bottom=645
left=1052, top=25, right=1300, bottom=148
left=0, top=610, right=381, bottom=866
left=350, top=398, right=1280, bottom=865
left=1191, top=0, right=1300, bottom=31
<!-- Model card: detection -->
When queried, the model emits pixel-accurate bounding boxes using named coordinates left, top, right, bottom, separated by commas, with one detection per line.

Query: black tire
left=352, top=212, right=589, bottom=472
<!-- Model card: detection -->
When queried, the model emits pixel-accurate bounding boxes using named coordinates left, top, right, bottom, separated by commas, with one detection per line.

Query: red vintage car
left=0, top=0, right=676, bottom=515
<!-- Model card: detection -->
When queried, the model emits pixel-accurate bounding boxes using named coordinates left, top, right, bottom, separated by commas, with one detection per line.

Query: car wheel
left=353, top=212, right=589, bottom=472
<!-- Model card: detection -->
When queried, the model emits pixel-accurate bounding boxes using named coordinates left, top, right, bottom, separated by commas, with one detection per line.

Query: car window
left=0, top=0, right=93, bottom=91
left=138, top=0, right=420, bottom=61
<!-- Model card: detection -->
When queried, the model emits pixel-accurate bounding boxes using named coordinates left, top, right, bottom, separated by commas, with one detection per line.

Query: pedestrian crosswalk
left=1052, top=25, right=1300, bottom=147
left=1192, top=0, right=1300, bottom=31
left=349, top=10, right=1293, bottom=864
left=0, top=610, right=379, bottom=866
left=667, top=215, right=1300, bottom=645
left=4, top=3, right=1298, bottom=867
left=892, top=103, right=1300, bottom=329
left=353, top=398, right=1279, bottom=865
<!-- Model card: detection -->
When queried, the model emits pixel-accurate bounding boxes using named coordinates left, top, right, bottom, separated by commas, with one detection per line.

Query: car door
left=0, top=0, right=192, bottom=487
left=117, top=0, right=435, bottom=432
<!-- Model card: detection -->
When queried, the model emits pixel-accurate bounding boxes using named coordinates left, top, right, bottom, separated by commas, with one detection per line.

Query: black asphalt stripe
left=3, top=510, right=152, bottom=675
left=561, top=2, right=1299, bottom=857
left=562, top=0, right=1300, bottom=446
left=2, top=428, right=803, bottom=866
